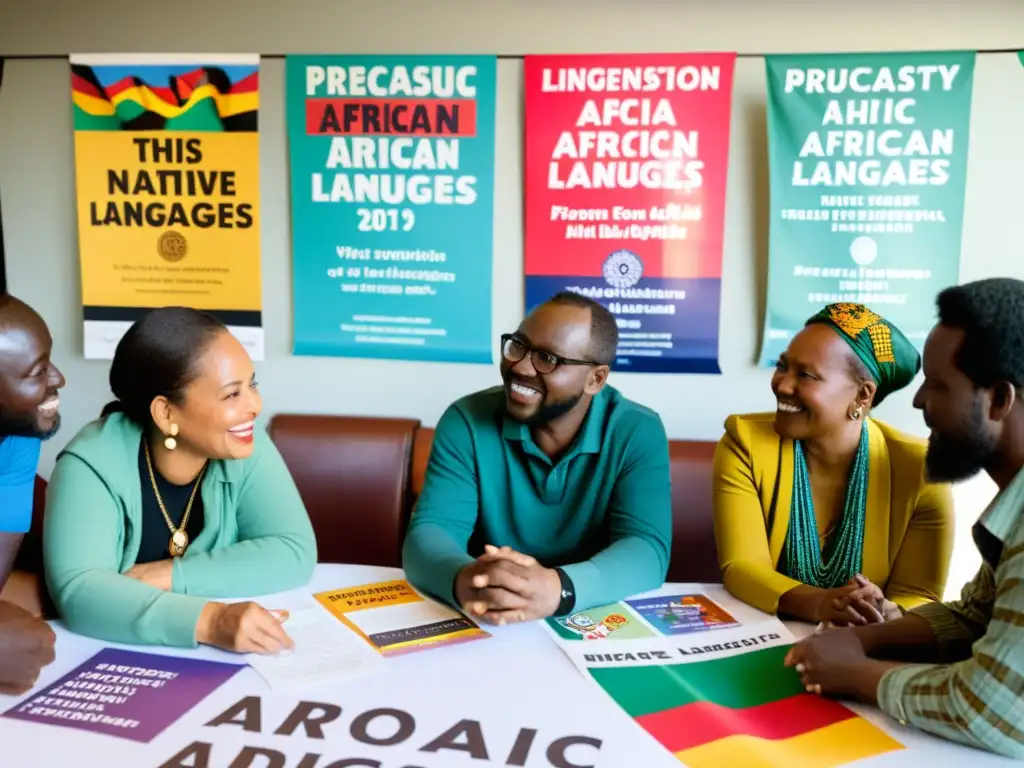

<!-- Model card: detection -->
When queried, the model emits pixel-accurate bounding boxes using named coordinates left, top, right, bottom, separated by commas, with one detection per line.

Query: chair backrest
left=267, top=414, right=418, bottom=566
left=409, top=426, right=435, bottom=510
left=16, top=475, right=49, bottom=575
left=667, top=440, right=721, bottom=583
left=36, top=422, right=724, bottom=585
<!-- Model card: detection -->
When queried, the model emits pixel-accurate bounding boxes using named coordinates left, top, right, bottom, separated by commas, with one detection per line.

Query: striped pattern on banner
left=589, top=643, right=903, bottom=768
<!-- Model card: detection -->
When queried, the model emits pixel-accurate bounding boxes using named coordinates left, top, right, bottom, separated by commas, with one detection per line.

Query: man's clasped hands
left=455, top=545, right=564, bottom=625
left=454, top=551, right=903, bottom=629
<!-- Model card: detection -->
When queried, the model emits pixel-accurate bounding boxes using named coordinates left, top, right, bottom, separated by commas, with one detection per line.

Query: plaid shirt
left=878, top=466, right=1024, bottom=759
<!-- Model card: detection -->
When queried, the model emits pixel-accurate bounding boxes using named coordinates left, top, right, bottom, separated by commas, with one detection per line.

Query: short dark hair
left=545, top=290, right=619, bottom=366
left=843, top=354, right=892, bottom=408
left=101, top=307, right=227, bottom=427
left=936, top=278, right=1024, bottom=389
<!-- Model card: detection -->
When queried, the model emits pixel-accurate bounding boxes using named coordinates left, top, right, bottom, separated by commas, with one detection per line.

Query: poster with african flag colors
left=546, top=606, right=904, bottom=767
left=70, top=54, right=263, bottom=360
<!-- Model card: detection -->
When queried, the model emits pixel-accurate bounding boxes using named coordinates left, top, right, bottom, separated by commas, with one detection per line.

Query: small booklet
left=625, top=593, right=740, bottom=635
left=548, top=592, right=740, bottom=641
left=314, top=579, right=490, bottom=656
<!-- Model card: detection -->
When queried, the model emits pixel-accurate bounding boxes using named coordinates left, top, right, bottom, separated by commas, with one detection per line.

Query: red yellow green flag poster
left=546, top=610, right=903, bottom=767
left=70, top=54, right=263, bottom=360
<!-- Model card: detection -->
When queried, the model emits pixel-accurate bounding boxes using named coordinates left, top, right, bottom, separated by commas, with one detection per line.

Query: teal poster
left=286, top=55, right=496, bottom=362
left=759, top=51, right=975, bottom=365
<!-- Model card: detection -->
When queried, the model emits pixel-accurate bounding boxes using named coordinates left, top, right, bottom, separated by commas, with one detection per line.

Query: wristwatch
left=553, top=567, right=576, bottom=616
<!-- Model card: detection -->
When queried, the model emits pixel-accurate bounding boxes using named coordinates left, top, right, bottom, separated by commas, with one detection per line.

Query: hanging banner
left=70, top=54, right=263, bottom=360
left=759, top=51, right=976, bottom=365
left=524, top=54, right=736, bottom=374
left=287, top=55, right=497, bottom=363
left=544, top=596, right=904, bottom=768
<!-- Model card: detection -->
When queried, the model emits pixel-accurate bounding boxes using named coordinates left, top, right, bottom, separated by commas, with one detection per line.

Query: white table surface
left=0, top=564, right=1014, bottom=767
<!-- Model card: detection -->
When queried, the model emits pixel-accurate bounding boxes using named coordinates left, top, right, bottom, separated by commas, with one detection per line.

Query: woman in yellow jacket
left=713, top=303, right=953, bottom=626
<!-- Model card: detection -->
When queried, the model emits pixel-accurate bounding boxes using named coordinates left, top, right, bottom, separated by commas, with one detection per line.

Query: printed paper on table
left=314, top=579, right=489, bottom=656
left=2, top=648, right=243, bottom=743
left=626, top=593, right=741, bottom=635
left=546, top=598, right=903, bottom=767
left=548, top=592, right=737, bottom=641
left=245, top=598, right=383, bottom=691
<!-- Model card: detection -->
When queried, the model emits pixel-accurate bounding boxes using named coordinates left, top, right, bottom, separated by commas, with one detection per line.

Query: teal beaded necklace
left=782, top=420, right=869, bottom=589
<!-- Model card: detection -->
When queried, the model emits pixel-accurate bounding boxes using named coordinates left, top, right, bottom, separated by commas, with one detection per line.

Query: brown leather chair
left=11, top=475, right=48, bottom=576
left=268, top=414, right=419, bottom=567
left=667, top=440, right=721, bottom=583
left=409, top=426, right=435, bottom=511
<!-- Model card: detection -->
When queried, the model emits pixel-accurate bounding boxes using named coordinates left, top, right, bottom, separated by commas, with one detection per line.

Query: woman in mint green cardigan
left=43, top=308, right=317, bottom=652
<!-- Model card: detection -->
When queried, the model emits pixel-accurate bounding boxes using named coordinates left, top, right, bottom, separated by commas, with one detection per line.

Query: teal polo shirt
left=402, top=385, right=672, bottom=611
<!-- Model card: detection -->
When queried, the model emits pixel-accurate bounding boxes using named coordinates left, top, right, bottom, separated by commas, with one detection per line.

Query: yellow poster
left=70, top=53, right=263, bottom=359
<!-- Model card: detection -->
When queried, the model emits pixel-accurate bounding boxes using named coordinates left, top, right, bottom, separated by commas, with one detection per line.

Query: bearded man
left=785, top=278, right=1024, bottom=759
left=402, top=291, right=672, bottom=624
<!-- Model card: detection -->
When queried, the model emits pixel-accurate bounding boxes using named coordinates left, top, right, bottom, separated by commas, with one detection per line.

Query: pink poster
left=524, top=53, right=736, bottom=373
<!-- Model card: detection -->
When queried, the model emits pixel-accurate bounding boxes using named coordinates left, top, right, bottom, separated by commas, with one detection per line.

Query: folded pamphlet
left=314, top=579, right=490, bottom=656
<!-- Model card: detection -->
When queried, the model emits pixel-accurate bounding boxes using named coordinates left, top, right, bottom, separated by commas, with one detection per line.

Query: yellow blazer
left=713, top=413, right=954, bottom=615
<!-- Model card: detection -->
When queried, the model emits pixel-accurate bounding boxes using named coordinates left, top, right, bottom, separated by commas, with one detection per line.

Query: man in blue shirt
left=0, top=294, right=64, bottom=692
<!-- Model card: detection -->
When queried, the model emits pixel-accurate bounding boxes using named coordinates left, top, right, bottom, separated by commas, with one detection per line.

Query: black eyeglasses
left=500, top=334, right=600, bottom=374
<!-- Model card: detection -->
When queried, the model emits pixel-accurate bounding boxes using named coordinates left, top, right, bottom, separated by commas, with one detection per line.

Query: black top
left=135, top=440, right=206, bottom=564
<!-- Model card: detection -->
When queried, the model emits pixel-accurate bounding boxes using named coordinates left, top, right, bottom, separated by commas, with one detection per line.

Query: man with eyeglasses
left=402, top=291, right=672, bottom=624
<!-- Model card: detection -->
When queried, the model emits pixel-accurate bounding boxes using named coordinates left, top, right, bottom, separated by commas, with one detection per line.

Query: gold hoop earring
left=164, top=423, right=179, bottom=451
left=850, top=408, right=863, bottom=421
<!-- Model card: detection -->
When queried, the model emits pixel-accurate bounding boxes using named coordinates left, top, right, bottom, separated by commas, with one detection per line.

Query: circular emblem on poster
left=603, top=250, right=643, bottom=289
left=849, top=235, right=878, bottom=266
left=158, top=231, right=188, bottom=262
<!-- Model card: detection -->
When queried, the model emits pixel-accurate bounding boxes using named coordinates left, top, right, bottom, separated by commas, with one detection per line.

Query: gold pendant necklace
left=144, top=439, right=207, bottom=558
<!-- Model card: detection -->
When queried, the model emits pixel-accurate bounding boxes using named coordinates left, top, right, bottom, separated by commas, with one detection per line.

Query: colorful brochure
left=314, top=579, right=489, bottom=656
left=626, top=594, right=740, bottom=635
left=2, top=648, right=243, bottom=742
left=549, top=593, right=739, bottom=641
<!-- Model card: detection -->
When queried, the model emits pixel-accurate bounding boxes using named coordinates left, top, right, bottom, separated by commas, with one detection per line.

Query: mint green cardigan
left=42, top=412, right=317, bottom=648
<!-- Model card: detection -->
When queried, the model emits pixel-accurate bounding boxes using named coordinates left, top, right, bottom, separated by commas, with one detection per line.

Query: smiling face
left=159, top=330, right=261, bottom=460
left=771, top=323, right=874, bottom=442
left=499, top=302, right=607, bottom=425
left=0, top=298, right=66, bottom=439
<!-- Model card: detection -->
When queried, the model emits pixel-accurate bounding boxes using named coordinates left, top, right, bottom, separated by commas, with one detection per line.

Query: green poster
left=759, top=51, right=976, bottom=366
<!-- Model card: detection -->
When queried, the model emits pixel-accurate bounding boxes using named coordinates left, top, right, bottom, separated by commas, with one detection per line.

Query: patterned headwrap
left=805, top=303, right=921, bottom=403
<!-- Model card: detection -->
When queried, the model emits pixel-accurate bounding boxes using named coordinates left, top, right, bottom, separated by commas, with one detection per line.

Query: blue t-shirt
left=0, top=435, right=41, bottom=534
